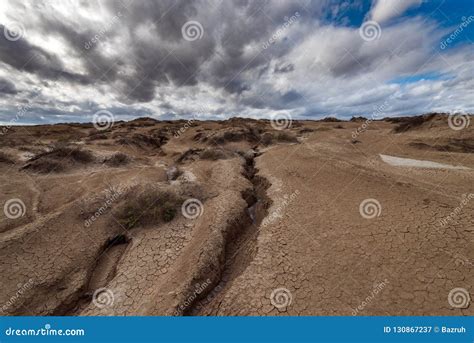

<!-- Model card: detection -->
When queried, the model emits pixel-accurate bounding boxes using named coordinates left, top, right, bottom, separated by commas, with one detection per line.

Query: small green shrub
left=114, top=188, right=182, bottom=229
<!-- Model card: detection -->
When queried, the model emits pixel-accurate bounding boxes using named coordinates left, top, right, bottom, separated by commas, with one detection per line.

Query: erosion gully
left=58, top=148, right=271, bottom=316
left=184, top=147, right=272, bottom=315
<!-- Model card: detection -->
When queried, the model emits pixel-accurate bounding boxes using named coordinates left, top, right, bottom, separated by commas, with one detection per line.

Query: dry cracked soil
left=0, top=114, right=472, bottom=316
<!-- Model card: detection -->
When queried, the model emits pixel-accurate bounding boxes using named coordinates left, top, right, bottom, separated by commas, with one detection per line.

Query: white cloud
left=369, top=0, right=422, bottom=23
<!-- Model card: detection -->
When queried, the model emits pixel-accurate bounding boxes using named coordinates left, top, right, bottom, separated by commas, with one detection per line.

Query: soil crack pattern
left=184, top=148, right=272, bottom=315
left=54, top=235, right=130, bottom=315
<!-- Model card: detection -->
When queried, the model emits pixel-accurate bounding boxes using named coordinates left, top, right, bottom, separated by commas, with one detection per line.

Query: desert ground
left=0, top=114, right=472, bottom=316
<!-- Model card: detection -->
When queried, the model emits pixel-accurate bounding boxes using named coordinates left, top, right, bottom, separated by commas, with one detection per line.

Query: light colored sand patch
left=380, top=154, right=470, bottom=170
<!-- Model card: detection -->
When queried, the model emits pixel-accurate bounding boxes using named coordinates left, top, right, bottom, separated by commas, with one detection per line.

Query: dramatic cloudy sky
left=0, top=0, right=473, bottom=124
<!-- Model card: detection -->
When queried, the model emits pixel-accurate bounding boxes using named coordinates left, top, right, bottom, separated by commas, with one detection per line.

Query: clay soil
left=0, top=114, right=472, bottom=316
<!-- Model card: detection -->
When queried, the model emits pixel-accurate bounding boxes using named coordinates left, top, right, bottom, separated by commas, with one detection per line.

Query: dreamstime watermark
left=437, top=251, right=473, bottom=279
left=359, top=198, right=382, bottom=219
left=359, top=20, right=381, bottom=42
left=261, top=190, right=299, bottom=227
left=174, top=278, right=212, bottom=315
left=92, top=287, right=114, bottom=308
left=271, top=113, right=292, bottom=130
left=84, top=9, right=125, bottom=50
left=440, top=16, right=474, bottom=50
left=3, top=198, right=26, bottom=219
left=172, top=114, right=198, bottom=138
left=84, top=186, right=125, bottom=227
left=439, top=193, right=473, bottom=227
left=270, top=287, right=292, bottom=309
left=448, top=287, right=470, bottom=309
left=448, top=113, right=470, bottom=131
left=192, top=281, right=225, bottom=313
left=3, top=21, right=26, bottom=41
left=352, top=279, right=389, bottom=315
left=262, top=12, right=300, bottom=50
left=352, top=101, right=389, bottom=139
left=1, top=278, right=34, bottom=314
left=181, top=198, right=204, bottom=219
left=5, top=323, right=85, bottom=337
left=93, top=110, right=115, bottom=131
left=182, top=21, right=204, bottom=41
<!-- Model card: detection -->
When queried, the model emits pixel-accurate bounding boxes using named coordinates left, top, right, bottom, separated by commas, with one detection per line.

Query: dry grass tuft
left=23, top=143, right=95, bottom=173
left=114, top=187, right=183, bottom=229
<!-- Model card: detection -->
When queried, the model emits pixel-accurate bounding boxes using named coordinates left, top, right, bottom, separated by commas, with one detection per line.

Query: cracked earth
left=0, top=114, right=472, bottom=316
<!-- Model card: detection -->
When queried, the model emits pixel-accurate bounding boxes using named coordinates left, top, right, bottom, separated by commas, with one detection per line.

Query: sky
left=0, top=0, right=473, bottom=124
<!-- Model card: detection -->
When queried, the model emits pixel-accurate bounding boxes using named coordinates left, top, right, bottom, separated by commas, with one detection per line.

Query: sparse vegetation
left=22, top=144, right=95, bottom=173
left=166, top=166, right=182, bottom=181
left=389, top=113, right=437, bottom=133
left=116, top=133, right=168, bottom=149
left=409, top=139, right=474, bottom=153
left=114, top=187, right=183, bottom=229
left=24, top=158, right=67, bottom=173
left=176, top=148, right=203, bottom=163
left=105, top=152, right=131, bottom=167
left=39, top=143, right=95, bottom=163
left=299, top=128, right=314, bottom=134
left=88, top=133, right=108, bottom=141
left=199, top=148, right=233, bottom=160
left=198, top=126, right=262, bottom=144
left=262, top=131, right=299, bottom=145
left=350, top=116, right=368, bottom=122
left=320, top=117, right=342, bottom=122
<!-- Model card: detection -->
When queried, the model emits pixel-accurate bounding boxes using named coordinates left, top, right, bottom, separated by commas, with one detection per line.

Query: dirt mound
left=87, top=133, right=109, bottom=141
left=116, top=132, right=168, bottom=150
left=388, top=113, right=437, bottom=133
left=319, top=117, right=343, bottom=122
left=176, top=148, right=204, bottom=163
left=196, top=126, right=262, bottom=145
left=200, top=148, right=235, bottom=160
left=126, top=117, right=159, bottom=127
left=176, top=147, right=235, bottom=163
left=22, top=144, right=95, bottom=173
left=299, top=128, right=314, bottom=134
left=410, top=139, right=474, bottom=153
left=350, top=116, right=368, bottom=122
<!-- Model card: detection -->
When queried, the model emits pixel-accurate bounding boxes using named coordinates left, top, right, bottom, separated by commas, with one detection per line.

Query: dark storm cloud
left=35, top=18, right=120, bottom=83
left=281, top=90, right=302, bottom=103
left=101, top=0, right=309, bottom=101
left=1, top=0, right=312, bottom=104
left=0, top=24, right=89, bottom=84
left=0, top=77, right=17, bottom=95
